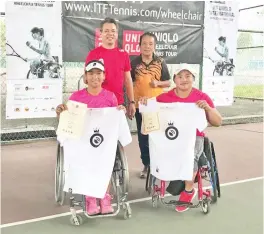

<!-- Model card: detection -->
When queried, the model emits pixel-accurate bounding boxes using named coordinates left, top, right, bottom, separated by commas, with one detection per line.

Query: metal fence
left=1, top=13, right=263, bottom=143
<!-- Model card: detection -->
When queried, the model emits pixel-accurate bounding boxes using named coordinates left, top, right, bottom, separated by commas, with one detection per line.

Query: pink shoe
left=175, top=189, right=197, bottom=213
left=85, top=196, right=100, bottom=215
left=100, top=193, right=114, bottom=214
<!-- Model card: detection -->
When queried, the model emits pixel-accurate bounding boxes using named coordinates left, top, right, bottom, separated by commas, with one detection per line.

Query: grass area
left=234, top=85, right=263, bottom=99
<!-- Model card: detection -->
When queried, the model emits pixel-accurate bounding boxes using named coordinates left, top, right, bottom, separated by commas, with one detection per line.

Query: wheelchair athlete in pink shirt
left=140, top=63, right=222, bottom=212
left=56, top=60, right=125, bottom=215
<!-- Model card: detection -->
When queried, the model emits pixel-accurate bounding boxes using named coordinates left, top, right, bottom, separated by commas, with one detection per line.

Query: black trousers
left=135, top=108, right=150, bottom=167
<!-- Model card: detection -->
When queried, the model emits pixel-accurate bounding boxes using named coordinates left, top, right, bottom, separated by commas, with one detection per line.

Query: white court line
left=1, top=176, right=263, bottom=229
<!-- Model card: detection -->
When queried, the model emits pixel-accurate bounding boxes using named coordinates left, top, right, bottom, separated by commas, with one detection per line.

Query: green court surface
left=234, top=85, right=263, bottom=99
left=2, top=179, right=263, bottom=234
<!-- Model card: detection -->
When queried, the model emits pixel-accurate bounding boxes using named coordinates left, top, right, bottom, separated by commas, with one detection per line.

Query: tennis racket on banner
left=6, top=43, right=27, bottom=62
left=203, top=48, right=215, bottom=63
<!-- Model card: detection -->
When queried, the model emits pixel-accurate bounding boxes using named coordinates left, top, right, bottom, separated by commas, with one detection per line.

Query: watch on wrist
left=130, top=101, right=135, bottom=105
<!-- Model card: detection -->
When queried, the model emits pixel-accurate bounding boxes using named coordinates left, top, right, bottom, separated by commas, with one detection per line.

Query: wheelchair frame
left=145, top=137, right=220, bottom=214
left=77, top=75, right=83, bottom=91
left=55, top=141, right=132, bottom=225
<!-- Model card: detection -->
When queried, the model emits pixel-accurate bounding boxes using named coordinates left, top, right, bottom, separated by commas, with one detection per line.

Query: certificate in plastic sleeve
left=56, top=100, right=87, bottom=139
left=141, top=112, right=160, bottom=134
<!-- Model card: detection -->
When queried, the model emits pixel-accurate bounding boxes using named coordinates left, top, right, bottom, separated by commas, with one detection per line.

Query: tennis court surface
left=1, top=123, right=263, bottom=234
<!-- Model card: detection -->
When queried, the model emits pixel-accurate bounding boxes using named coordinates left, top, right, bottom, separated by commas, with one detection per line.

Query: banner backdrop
left=5, top=1, right=63, bottom=119
left=6, top=80, right=62, bottom=119
left=202, top=1, right=239, bottom=106
left=62, top=1, right=204, bottom=25
left=62, top=17, right=203, bottom=64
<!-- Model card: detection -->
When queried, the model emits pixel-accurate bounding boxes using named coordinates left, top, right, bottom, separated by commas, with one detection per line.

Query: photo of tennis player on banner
left=202, top=1, right=239, bottom=77
left=202, top=1, right=239, bottom=107
left=5, top=1, right=63, bottom=80
left=203, top=36, right=235, bottom=77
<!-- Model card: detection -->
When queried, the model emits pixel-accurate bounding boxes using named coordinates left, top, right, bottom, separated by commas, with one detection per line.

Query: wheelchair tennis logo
left=90, top=129, right=104, bottom=148
left=165, top=122, right=179, bottom=140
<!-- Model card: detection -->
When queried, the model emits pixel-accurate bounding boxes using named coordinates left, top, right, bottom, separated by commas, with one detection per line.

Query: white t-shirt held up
left=58, top=107, right=132, bottom=198
left=140, top=101, right=207, bottom=181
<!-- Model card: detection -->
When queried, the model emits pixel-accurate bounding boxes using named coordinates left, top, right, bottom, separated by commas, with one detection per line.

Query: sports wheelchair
left=55, top=141, right=132, bottom=225
left=145, top=137, right=220, bottom=214
left=27, top=57, right=62, bottom=79
left=213, top=60, right=235, bottom=76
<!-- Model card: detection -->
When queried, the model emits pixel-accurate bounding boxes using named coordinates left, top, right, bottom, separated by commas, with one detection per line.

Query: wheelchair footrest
left=84, top=211, right=119, bottom=219
left=73, top=202, right=81, bottom=206
left=166, top=200, right=194, bottom=206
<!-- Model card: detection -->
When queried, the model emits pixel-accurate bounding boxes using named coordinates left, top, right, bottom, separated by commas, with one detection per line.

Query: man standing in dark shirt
left=131, top=32, right=171, bottom=178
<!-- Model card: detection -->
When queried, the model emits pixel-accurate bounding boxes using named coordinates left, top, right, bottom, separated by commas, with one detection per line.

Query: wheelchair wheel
left=211, top=141, right=221, bottom=198
left=145, top=166, right=152, bottom=195
left=201, top=198, right=210, bottom=214
left=145, top=166, right=156, bottom=195
left=55, top=143, right=65, bottom=205
left=70, top=214, right=83, bottom=226
left=116, top=142, right=129, bottom=196
left=204, top=137, right=219, bottom=203
left=77, top=75, right=84, bottom=91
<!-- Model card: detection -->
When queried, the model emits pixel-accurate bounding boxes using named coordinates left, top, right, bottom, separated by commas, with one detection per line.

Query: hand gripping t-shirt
left=156, top=88, right=215, bottom=137
left=140, top=101, right=207, bottom=181
left=58, top=108, right=132, bottom=198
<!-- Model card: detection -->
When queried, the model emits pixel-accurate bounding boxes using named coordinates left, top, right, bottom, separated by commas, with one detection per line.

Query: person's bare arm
left=150, top=80, right=171, bottom=88
left=149, top=59, right=171, bottom=88
left=124, top=71, right=134, bottom=102
left=56, top=104, right=68, bottom=118
left=206, top=108, right=222, bottom=127
left=124, top=71, right=136, bottom=119
left=215, top=47, right=228, bottom=59
left=26, top=41, right=48, bottom=56
left=196, top=100, right=222, bottom=127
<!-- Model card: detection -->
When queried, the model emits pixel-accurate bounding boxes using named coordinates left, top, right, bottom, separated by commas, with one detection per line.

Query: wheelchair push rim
left=111, top=142, right=130, bottom=198
left=55, top=142, right=65, bottom=205
left=204, top=137, right=220, bottom=203
left=145, top=166, right=156, bottom=195
left=117, top=142, right=129, bottom=195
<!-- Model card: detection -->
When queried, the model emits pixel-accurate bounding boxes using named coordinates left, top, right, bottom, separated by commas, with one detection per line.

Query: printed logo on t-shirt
left=165, top=122, right=179, bottom=140
left=90, top=129, right=104, bottom=148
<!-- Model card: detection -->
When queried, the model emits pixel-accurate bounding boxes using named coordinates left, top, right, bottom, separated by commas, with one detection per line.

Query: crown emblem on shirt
left=94, top=128, right=100, bottom=133
left=168, top=121, right=174, bottom=126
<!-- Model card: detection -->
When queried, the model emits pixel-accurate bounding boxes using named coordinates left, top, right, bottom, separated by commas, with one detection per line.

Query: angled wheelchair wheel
left=145, top=166, right=156, bottom=195
left=55, top=142, right=65, bottom=205
left=222, top=64, right=235, bottom=76
left=145, top=166, right=152, bottom=194
left=114, top=142, right=129, bottom=196
left=77, top=75, right=84, bottom=91
left=204, top=137, right=219, bottom=204
left=26, top=69, right=37, bottom=79
left=117, top=142, right=129, bottom=194
left=211, top=141, right=221, bottom=198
